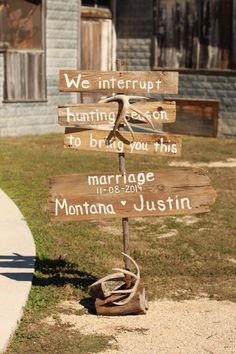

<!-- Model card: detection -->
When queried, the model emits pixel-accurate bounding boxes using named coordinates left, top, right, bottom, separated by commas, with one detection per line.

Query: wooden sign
left=58, top=101, right=176, bottom=128
left=49, top=168, right=217, bottom=221
left=59, top=70, right=178, bottom=94
left=64, top=128, right=182, bottom=157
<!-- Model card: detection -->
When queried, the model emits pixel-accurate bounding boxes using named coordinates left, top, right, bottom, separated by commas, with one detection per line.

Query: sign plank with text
left=64, top=128, right=182, bottom=157
left=49, top=168, right=217, bottom=222
left=58, top=101, right=176, bottom=128
left=59, top=70, right=178, bottom=94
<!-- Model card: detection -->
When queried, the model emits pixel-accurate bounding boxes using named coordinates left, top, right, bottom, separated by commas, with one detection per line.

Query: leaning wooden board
left=59, top=70, right=178, bottom=94
left=58, top=100, right=176, bottom=128
left=64, top=128, right=182, bottom=157
left=49, top=168, right=217, bottom=221
left=163, top=98, right=219, bottom=137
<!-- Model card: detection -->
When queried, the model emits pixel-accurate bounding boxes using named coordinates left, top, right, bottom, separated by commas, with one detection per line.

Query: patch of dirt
left=43, top=299, right=236, bottom=354
left=174, top=215, right=200, bottom=225
left=98, top=224, right=122, bottom=237
left=157, top=229, right=179, bottom=239
left=96, top=219, right=122, bottom=237
left=198, top=228, right=209, bottom=232
left=169, top=158, right=236, bottom=168
left=58, top=300, right=85, bottom=312
left=227, top=258, right=236, bottom=265
left=145, top=217, right=166, bottom=225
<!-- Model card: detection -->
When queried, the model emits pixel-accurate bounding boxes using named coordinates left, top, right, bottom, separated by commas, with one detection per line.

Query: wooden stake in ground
left=95, top=285, right=147, bottom=316
left=116, top=59, right=131, bottom=276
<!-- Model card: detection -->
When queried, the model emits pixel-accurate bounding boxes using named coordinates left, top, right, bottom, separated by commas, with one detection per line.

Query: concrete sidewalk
left=0, top=190, right=35, bottom=353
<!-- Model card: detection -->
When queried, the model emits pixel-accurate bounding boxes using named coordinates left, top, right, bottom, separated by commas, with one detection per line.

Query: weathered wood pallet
left=164, top=98, right=219, bottom=137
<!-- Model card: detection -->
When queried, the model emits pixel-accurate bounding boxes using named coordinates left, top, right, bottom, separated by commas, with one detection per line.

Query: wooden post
left=119, top=152, right=130, bottom=271
left=116, top=59, right=131, bottom=275
left=77, top=0, right=81, bottom=103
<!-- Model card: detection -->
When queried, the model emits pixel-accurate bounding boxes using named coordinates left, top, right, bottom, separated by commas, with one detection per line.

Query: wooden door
left=80, top=5, right=116, bottom=102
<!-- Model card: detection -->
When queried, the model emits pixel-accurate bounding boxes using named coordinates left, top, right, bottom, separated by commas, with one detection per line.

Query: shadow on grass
left=80, top=297, right=96, bottom=315
left=33, top=257, right=97, bottom=291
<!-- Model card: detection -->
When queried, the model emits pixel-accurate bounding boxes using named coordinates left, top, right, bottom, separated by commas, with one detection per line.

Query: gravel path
left=169, top=158, right=236, bottom=168
left=46, top=299, right=236, bottom=354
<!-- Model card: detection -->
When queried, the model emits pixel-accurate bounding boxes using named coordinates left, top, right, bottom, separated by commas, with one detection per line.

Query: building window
left=1, top=0, right=42, bottom=49
left=153, top=0, right=235, bottom=70
left=0, top=0, right=46, bottom=102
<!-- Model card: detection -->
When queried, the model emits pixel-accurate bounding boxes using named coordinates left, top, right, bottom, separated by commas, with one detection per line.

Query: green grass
left=0, top=134, right=236, bottom=353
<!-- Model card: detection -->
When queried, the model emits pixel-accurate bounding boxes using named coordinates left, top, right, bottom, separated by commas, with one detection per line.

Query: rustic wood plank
left=81, top=7, right=112, bottom=19
left=95, top=285, right=147, bottom=316
left=4, top=50, right=46, bottom=101
left=38, top=52, right=46, bottom=100
left=64, top=128, right=182, bottom=157
left=28, top=52, right=35, bottom=100
left=59, top=70, right=179, bottom=94
left=232, top=0, right=236, bottom=69
left=49, top=168, right=213, bottom=197
left=0, top=3, right=7, bottom=44
left=154, top=0, right=189, bottom=68
left=89, top=272, right=126, bottom=299
left=101, top=19, right=113, bottom=70
left=48, top=168, right=217, bottom=222
left=221, top=0, right=231, bottom=69
left=164, top=98, right=219, bottom=137
left=81, top=20, right=102, bottom=70
left=79, top=16, right=116, bottom=102
left=58, top=100, right=176, bottom=127
left=154, top=0, right=231, bottom=70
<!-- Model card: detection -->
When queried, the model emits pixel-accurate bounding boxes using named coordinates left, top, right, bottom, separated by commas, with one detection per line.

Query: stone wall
left=116, top=0, right=153, bottom=71
left=0, top=0, right=78, bottom=136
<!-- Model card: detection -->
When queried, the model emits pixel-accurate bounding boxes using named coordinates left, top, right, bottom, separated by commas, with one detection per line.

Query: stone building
left=0, top=0, right=235, bottom=137
left=0, top=0, right=78, bottom=136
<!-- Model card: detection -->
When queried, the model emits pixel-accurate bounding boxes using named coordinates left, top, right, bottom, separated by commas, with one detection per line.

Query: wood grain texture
left=0, top=3, right=7, bottom=44
left=48, top=168, right=217, bottom=221
left=164, top=98, right=219, bottom=137
left=58, top=100, right=176, bottom=127
left=95, top=285, right=147, bottom=316
left=80, top=16, right=114, bottom=102
left=64, top=128, right=182, bottom=157
left=232, top=0, right=236, bottom=69
left=59, top=70, right=178, bottom=94
left=89, top=272, right=126, bottom=299
left=154, top=0, right=232, bottom=69
left=81, top=7, right=112, bottom=19
left=5, top=50, right=46, bottom=101
left=81, top=20, right=102, bottom=70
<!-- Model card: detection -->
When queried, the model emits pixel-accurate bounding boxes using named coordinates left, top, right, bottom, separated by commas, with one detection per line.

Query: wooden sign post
left=118, top=59, right=132, bottom=276
left=50, top=62, right=216, bottom=315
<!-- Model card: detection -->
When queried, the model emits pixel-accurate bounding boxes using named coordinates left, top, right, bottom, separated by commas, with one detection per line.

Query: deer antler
left=99, top=94, right=164, bottom=141
left=110, top=252, right=140, bottom=306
